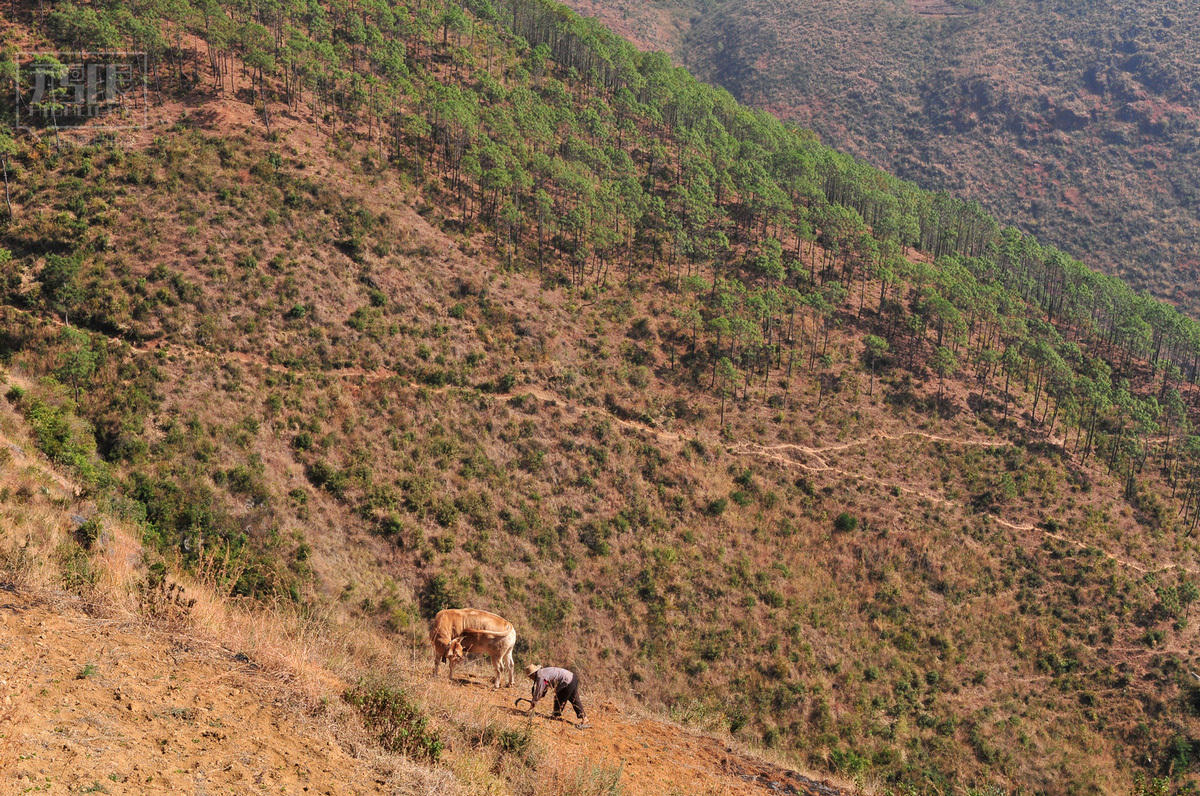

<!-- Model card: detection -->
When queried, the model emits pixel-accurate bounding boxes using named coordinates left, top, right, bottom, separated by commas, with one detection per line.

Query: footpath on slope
left=423, top=668, right=846, bottom=796
left=731, top=434, right=1195, bottom=577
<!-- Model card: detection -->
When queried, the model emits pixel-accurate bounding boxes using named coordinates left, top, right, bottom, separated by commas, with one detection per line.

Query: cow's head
left=446, top=637, right=466, bottom=662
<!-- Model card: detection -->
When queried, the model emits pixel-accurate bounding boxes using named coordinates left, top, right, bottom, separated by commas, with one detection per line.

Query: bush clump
left=343, top=683, right=443, bottom=762
left=418, top=573, right=461, bottom=619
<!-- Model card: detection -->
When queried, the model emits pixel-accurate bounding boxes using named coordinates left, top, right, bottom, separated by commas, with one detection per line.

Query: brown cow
left=447, top=626, right=517, bottom=688
left=429, top=608, right=516, bottom=687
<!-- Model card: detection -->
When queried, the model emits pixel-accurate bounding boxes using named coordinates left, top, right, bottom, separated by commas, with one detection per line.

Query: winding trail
left=730, top=436, right=1196, bottom=578
left=6, top=307, right=1194, bottom=579
left=734, top=430, right=1011, bottom=471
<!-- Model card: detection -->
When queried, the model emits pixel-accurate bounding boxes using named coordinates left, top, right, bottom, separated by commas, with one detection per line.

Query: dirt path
left=732, top=435, right=1196, bottom=578
left=3, top=305, right=684, bottom=437
left=733, top=430, right=1011, bottom=472
left=727, top=434, right=1007, bottom=499
left=441, top=673, right=846, bottom=796
left=11, top=304, right=1193, bottom=582
left=16, top=298, right=1192, bottom=582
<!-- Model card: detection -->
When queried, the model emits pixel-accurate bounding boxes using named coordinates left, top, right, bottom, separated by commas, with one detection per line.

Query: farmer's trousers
left=552, top=674, right=585, bottom=719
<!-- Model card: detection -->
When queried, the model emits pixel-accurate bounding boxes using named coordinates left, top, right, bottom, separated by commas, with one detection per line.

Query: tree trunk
left=1, top=155, right=11, bottom=217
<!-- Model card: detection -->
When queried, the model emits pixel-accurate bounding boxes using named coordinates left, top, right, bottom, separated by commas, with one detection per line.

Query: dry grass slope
left=2, top=2, right=1200, bottom=792
left=1, top=370, right=861, bottom=795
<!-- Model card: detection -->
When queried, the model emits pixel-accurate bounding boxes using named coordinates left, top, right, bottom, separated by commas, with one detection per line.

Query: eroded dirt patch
left=0, top=592, right=379, bottom=794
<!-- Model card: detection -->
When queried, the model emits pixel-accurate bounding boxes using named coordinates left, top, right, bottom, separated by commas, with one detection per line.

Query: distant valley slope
left=563, top=0, right=1200, bottom=314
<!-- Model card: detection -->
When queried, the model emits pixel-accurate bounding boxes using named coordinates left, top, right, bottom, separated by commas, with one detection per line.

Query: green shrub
left=223, top=465, right=268, bottom=504
left=833, top=512, right=858, bottom=532
left=1167, top=734, right=1198, bottom=776
left=578, top=521, right=611, bottom=556
left=22, top=397, right=97, bottom=476
left=418, top=573, right=461, bottom=618
left=74, top=517, right=102, bottom=549
left=379, top=514, right=404, bottom=539
left=530, top=584, right=571, bottom=631
left=305, top=460, right=348, bottom=496
left=481, top=723, right=538, bottom=765
left=492, top=372, right=516, bottom=393
left=761, top=589, right=785, bottom=608
left=432, top=499, right=459, bottom=527
left=343, top=683, right=443, bottom=762
left=58, top=543, right=97, bottom=593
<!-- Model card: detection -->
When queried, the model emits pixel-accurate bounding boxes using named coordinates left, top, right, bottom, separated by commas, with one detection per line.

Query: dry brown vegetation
left=3, top=0, right=1200, bottom=792
left=4, top=110, right=1198, bottom=787
left=0, top=381, right=852, bottom=795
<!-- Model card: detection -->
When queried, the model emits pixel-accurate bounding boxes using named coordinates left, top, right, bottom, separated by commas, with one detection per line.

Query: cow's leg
left=433, top=651, right=440, bottom=677
left=448, top=655, right=457, bottom=682
left=491, top=654, right=502, bottom=689
left=503, top=647, right=515, bottom=687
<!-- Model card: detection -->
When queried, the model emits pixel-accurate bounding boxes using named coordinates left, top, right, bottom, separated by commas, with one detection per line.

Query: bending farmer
left=524, top=664, right=586, bottom=723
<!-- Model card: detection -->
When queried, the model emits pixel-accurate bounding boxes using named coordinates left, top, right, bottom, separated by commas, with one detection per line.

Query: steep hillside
left=4, top=0, right=1200, bottom=792
left=561, top=0, right=1200, bottom=314
left=0, top=595, right=846, bottom=796
left=0, top=397, right=850, bottom=795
